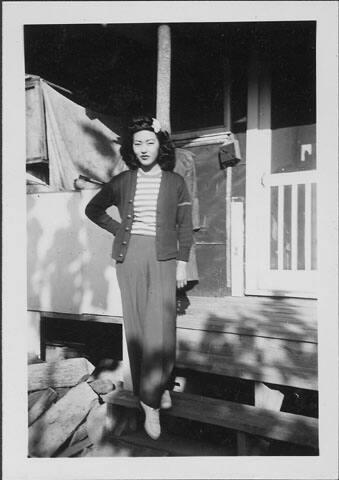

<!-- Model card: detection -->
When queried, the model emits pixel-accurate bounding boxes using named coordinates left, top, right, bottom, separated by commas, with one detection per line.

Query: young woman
left=85, top=116, right=193, bottom=439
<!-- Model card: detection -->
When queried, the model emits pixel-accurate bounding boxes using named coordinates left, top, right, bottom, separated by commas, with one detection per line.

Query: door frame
left=245, top=49, right=273, bottom=296
left=244, top=48, right=317, bottom=298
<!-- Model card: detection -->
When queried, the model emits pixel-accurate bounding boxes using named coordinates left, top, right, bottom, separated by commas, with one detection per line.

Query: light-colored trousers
left=116, top=235, right=177, bottom=409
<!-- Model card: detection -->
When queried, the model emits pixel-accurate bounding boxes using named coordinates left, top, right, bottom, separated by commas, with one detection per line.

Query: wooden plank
left=28, top=390, right=46, bottom=410
left=28, top=357, right=95, bottom=391
left=89, top=438, right=170, bottom=457
left=103, top=390, right=318, bottom=450
left=266, top=170, right=317, bottom=187
left=107, top=405, right=138, bottom=438
left=305, top=182, right=312, bottom=271
left=183, top=304, right=317, bottom=323
left=88, top=379, right=115, bottom=395
left=86, top=401, right=108, bottom=445
left=176, top=350, right=317, bottom=390
left=225, top=61, right=232, bottom=288
left=245, top=49, right=272, bottom=295
left=117, top=430, right=235, bottom=456
left=291, top=184, right=298, bottom=271
left=177, top=307, right=317, bottom=343
left=29, top=382, right=98, bottom=457
left=237, top=382, right=285, bottom=455
left=172, top=125, right=226, bottom=141
left=28, top=387, right=58, bottom=426
left=176, top=330, right=318, bottom=390
left=180, top=295, right=317, bottom=321
left=177, top=329, right=318, bottom=370
left=54, top=386, right=73, bottom=400
left=177, top=328, right=318, bottom=359
left=177, top=320, right=317, bottom=344
left=186, top=298, right=317, bottom=319
left=188, top=294, right=317, bottom=311
left=35, top=295, right=317, bottom=339
left=236, top=431, right=271, bottom=456
left=35, top=296, right=317, bottom=342
left=36, top=310, right=123, bottom=325
left=57, top=437, right=93, bottom=458
left=231, top=201, right=244, bottom=296
left=277, top=185, right=284, bottom=270
left=68, top=421, right=88, bottom=446
left=156, top=24, right=171, bottom=132
left=85, top=399, right=139, bottom=450
left=236, top=432, right=251, bottom=456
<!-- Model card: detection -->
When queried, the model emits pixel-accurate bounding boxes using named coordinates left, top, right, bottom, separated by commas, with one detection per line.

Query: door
left=246, top=34, right=317, bottom=298
left=172, top=128, right=230, bottom=296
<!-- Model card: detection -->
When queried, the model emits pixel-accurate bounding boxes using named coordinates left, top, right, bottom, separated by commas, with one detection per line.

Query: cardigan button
left=122, top=241, right=127, bottom=245
left=127, top=214, right=132, bottom=219
left=125, top=227, right=130, bottom=231
left=119, top=253, right=123, bottom=257
left=128, top=199, right=133, bottom=203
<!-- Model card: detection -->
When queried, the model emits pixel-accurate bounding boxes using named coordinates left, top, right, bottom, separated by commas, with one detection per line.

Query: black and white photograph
left=2, top=2, right=338, bottom=479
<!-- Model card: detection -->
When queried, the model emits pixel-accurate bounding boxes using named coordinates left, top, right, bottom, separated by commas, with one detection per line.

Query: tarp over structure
left=26, top=75, right=127, bottom=190
left=26, top=75, right=200, bottom=281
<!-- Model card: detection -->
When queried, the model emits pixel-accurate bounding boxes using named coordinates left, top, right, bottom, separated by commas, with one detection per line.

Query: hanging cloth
left=41, top=81, right=126, bottom=190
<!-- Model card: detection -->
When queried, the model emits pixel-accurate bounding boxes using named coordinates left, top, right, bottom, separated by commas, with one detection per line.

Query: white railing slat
left=305, top=182, right=312, bottom=271
left=277, top=186, right=284, bottom=270
left=291, top=184, right=298, bottom=271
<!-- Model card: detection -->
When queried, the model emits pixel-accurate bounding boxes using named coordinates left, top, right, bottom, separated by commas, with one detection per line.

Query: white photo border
left=2, top=2, right=338, bottom=479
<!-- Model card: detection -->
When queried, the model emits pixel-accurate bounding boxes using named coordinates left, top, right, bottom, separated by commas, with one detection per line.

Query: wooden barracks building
left=25, top=22, right=319, bottom=454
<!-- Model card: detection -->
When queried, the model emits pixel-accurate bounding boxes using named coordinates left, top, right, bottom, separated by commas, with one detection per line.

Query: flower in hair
left=152, top=118, right=161, bottom=133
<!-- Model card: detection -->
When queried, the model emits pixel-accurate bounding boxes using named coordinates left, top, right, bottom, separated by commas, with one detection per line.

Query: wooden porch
left=36, top=294, right=318, bottom=392
left=29, top=294, right=318, bottom=455
left=176, top=295, right=317, bottom=391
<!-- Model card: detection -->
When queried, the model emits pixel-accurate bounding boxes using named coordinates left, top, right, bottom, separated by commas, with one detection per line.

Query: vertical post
left=237, top=382, right=284, bottom=455
left=223, top=57, right=231, bottom=129
left=231, top=200, right=244, bottom=296
left=245, top=43, right=272, bottom=294
left=156, top=24, right=171, bottom=133
left=253, top=382, right=284, bottom=454
left=223, top=56, right=232, bottom=292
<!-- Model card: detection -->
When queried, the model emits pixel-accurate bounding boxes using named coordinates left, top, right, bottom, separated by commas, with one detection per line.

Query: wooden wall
left=27, top=190, right=123, bottom=316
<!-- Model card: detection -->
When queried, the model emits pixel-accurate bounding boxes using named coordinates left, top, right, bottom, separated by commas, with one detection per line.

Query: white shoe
left=140, top=401, right=161, bottom=440
left=160, top=390, right=172, bottom=410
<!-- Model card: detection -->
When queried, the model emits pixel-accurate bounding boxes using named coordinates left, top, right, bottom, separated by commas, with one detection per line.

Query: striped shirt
left=131, top=168, right=162, bottom=236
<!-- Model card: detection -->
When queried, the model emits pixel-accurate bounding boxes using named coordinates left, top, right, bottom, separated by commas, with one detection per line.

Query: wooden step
left=115, top=429, right=235, bottom=456
left=102, top=390, right=318, bottom=450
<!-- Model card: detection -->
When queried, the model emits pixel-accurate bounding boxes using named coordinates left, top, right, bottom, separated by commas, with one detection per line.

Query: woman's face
left=132, top=130, right=160, bottom=169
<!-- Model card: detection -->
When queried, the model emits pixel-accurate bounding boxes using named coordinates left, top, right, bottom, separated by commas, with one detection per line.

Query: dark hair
left=120, top=115, right=175, bottom=171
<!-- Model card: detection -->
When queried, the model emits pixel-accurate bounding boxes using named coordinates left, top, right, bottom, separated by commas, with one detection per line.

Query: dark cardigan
left=85, top=169, right=193, bottom=263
